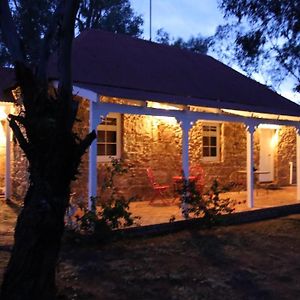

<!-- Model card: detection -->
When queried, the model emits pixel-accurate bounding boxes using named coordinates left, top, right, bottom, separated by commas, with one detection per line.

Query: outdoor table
left=236, top=170, right=270, bottom=191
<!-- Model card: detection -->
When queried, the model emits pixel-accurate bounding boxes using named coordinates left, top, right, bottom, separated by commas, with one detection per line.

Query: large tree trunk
left=0, top=1, right=92, bottom=299
left=0, top=184, right=69, bottom=300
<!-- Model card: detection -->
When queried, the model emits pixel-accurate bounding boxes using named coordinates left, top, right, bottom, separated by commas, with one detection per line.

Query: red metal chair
left=190, top=165, right=205, bottom=194
left=146, top=168, right=171, bottom=205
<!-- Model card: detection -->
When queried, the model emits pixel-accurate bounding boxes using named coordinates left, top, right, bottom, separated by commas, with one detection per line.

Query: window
left=97, top=113, right=121, bottom=162
left=202, top=123, right=220, bottom=161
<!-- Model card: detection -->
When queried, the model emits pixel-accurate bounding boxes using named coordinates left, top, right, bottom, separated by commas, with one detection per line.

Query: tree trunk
left=0, top=185, right=68, bottom=300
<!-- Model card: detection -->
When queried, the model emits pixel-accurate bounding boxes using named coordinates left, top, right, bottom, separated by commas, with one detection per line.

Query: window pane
left=210, top=126, right=217, bottom=132
left=210, top=136, right=217, bottom=146
left=203, top=126, right=210, bottom=132
left=211, top=147, right=217, bottom=157
left=97, top=144, right=105, bottom=155
left=107, top=144, right=117, bottom=155
left=106, top=131, right=116, bottom=143
left=203, top=136, right=209, bottom=146
left=98, top=131, right=105, bottom=143
left=203, top=147, right=210, bottom=157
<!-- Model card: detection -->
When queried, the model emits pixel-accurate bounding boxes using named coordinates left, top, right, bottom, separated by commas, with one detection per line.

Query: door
left=259, top=128, right=275, bottom=182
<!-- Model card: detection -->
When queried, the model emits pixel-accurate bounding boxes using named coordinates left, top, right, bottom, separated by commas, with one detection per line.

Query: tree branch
left=38, top=1, right=66, bottom=83
left=77, top=130, right=96, bottom=158
left=58, top=0, right=80, bottom=99
left=0, top=0, right=25, bottom=64
left=57, top=0, right=80, bottom=131
left=8, top=114, right=31, bottom=158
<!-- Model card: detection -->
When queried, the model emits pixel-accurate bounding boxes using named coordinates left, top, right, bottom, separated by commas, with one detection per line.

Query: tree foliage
left=156, top=28, right=211, bottom=54
left=215, top=0, right=300, bottom=91
left=0, top=0, right=143, bottom=65
left=77, top=0, right=143, bottom=37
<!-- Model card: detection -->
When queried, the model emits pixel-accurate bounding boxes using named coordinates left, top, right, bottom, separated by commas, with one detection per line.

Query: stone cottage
left=1, top=29, right=300, bottom=210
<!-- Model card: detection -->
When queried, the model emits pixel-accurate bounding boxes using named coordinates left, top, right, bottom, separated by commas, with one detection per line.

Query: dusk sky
left=130, top=0, right=224, bottom=40
left=130, top=0, right=299, bottom=103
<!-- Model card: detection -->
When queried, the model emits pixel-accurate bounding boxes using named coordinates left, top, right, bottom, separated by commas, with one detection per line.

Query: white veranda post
left=179, top=118, right=193, bottom=218
left=246, top=122, right=256, bottom=208
left=296, top=128, right=300, bottom=202
left=88, top=101, right=99, bottom=210
left=5, top=106, right=11, bottom=200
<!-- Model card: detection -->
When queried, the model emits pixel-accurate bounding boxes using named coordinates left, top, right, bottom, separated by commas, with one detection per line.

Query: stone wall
left=276, top=126, right=296, bottom=185
left=11, top=141, right=29, bottom=200
left=10, top=97, right=297, bottom=203
left=10, top=98, right=91, bottom=202
left=100, top=116, right=252, bottom=200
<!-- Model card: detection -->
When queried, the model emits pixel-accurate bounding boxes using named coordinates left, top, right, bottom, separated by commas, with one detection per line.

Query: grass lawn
left=1, top=201, right=300, bottom=299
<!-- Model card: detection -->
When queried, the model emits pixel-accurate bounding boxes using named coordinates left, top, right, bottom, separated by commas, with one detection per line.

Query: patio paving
left=130, top=185, right=298, bottom=226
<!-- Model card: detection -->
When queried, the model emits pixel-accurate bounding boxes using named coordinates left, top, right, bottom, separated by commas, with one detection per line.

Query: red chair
left=190, top=165, right=205, bottom=194
left=146, top=168, right=171, bottom=205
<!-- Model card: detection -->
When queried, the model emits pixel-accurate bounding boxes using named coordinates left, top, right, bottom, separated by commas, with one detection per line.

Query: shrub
left=179, top=178, right=236, bottom=224
left=67, top=158, right=140, bottom=235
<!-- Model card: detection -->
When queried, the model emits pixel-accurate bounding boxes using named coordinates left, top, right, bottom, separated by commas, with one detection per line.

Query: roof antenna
left=149, top=0, right=152, bottom=41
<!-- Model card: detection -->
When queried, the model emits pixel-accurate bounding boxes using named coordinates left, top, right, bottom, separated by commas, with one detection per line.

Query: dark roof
left=0, top=67, right=15, bottom=102
left=2, top=30, right=298, bottom=116
left=49, top=29, right=300, bottom=117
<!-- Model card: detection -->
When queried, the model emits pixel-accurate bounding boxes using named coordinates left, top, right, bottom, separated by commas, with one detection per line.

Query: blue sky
left=130, top=0, right=299, bottom=103
left=130, top=0, right=224, bottom=40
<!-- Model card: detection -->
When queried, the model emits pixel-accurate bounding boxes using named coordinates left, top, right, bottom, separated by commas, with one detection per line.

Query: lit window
left=202, top=124, right=220, bottom=161
left=97, top=113, right=121, bottom=162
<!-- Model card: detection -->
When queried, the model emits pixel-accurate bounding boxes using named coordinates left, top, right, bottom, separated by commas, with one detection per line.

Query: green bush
left=68, top=158, right=140, bottom=235
left=179, top=178, right=236, bottom=224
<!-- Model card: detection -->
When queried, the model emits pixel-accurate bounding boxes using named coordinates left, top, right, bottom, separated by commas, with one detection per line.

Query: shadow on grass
left=188, top=228, right=273, bottom=300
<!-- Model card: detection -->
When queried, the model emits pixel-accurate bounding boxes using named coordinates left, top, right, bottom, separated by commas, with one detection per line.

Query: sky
left=130, top=0, right=224, bottom=40
left=130, top=0, right=300, bottom=103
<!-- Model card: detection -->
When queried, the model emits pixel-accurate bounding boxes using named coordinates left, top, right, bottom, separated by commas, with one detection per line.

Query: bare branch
left=8, top=114, right=31, bottom=158
left=77, top=130, right=96, bottom=158
left=0, top=0, right=25, bottom=64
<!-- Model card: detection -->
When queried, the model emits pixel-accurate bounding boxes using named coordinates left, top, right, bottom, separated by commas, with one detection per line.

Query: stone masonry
left=10, top=97, right=297, bottom=203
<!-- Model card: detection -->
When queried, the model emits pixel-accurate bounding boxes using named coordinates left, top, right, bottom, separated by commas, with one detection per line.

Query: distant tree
left=0, top=0, right=59, bottom=65
left=215, top=0, right=300, bottom=92
left=156, top=28, right=211, bottom=54
left=77, top=0, right=143, bottom=37
left=0, top=0, right=143, bottom=65
left=0, top=0, right=96, bottom=299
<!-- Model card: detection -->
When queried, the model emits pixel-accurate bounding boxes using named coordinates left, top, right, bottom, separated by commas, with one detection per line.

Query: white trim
left=246, top=123, right=256, bottom=208
left=201, top=123, right=220, bottom=162
left=73, top=85, right=98, bottom=102
left=94, top=101, right=300, bottom=128
left=88, top=101, right=98, bottom=209
left=297, top=131, right=300, bottom=202
left=178, top=118, right=193, bottom=219
left=4, top=105, right=12, bottom=200
left=97, top=113, right=121, bottom=163
left=50, top=84, right=300, bottom=126
left=51, top=81, right=98, bottom=102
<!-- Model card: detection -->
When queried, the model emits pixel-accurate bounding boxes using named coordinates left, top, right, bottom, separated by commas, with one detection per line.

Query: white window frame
left=202, top=123, right=220, bottom=162
left=97, top=113, right=121, bottom=162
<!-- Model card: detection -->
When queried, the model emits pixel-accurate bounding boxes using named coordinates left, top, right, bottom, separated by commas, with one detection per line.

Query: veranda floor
left=129, top=186, right=298, bottom=226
